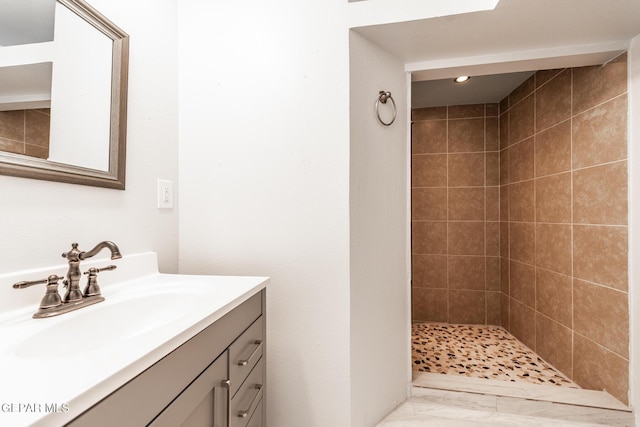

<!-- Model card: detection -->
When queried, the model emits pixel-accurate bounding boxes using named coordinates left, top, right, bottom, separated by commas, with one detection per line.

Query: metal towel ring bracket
left=376, top=90, right=396, bottom=126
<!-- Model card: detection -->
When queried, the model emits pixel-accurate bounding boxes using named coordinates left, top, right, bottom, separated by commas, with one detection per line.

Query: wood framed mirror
left=0, top=0, right=129, bottom=189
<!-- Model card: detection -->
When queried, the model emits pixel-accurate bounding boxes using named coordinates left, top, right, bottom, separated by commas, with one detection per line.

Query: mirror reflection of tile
left=0, top=109, right=50, bottom=159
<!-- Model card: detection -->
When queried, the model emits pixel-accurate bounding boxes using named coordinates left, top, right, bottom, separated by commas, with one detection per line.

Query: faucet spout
left=80, top=241, right=122, bottom=261
left=61, top=241, right=121, bottom=304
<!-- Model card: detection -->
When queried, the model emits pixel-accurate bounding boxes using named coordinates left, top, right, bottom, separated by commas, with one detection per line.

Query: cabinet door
left=149, top=350, right=229, bottom=427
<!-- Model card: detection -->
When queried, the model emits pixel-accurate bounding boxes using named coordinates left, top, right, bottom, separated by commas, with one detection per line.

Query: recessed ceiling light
left=454, top=76, right=470, bottom=83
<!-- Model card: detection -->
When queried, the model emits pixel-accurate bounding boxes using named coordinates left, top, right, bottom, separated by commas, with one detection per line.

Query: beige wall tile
left=500, top=185, right=509, bottom=222
left=411, top=104, right=501, bottom=324
left=535, top=172, right=571, bottom=223
left=499, top=96, right=509, bottom=114
left=449, top=187, right=485, bottom=221
left=485, top=292, right=502, bottom=326
left=508, top=137, right=534, bottom=183
left=536, top=314, right=573, bottom=377
left=572, top=95, right=628, bottom=169
left=0, top=110, right=26, bottom=141
left=0, top=109, right=50, bottom=159
left=536, top=269, right=572, bottom=328
left=510, top=75, right=535, bottom=106
left=500, top=111, right=509, bottom=150
left=509, top=94, right=534, bottom=145
left=448, top=104, right=485, bottom=119
left=486, top=187, right=500, bottom=222
left=486, top=117, right=499, bottom=151
left=412, top=106, right=446, bottom=121
left=449, top=290, right=486, bottom=324
left=25, top=110, right=50, bottom=147
left=573, top=161, right=627, bottom=225
left=486, top=257, right=501, bottom=291
left=574, top=225, right=628, bottom=291
left=487, top=291, right=501, bottom=325
left=535, top=120, right=571, bottom=177
left=412, top=120, right=447, bottom=154
left=486, top=222, right=500, bottom=256
left=449, top=222, right=485, bottom=256
left=449, top=118, right=485, bottom=153
left=501, top=293, right=510, bottom=328
left=510, top=222, right=535, bottom=265
left=412, top=255, right=447, bottom=289
left=535, top=69, right=563, bottom=88
left=0, top=137, right=24, bottom=155
left=535, top=69, right=571, bottom=132
left=24, top=144, right=48, bottom=159
left=573, top=333, right=629, bottom=405
left=500, top=148, right=509, bottom=185
left=535, top=223, right=572, bottom=276
left=574, top=279, right=629, bottom=358
left=486, top=152, right=500, bottom=186
left=510, top=260, right=535, bottom=308
left=412, top=188, right=447, bottom=221
left=500, top=221, right=509, bottom=259
left=412, top=288, right=448, bottom=322
left=501, top=255, right=510, bottom=295
left=449, top=256, right=486, bottom=290
left=509, top=298, right=536, bottom=349
left=572, top=53, right=627, bottom=115
left=448, top=153, right=485, bottom=187
left=412, top=154, right=447, bottom=187
left=509, top=181, right=535, bottom=222
left=412, top=221, right=447, bottom=255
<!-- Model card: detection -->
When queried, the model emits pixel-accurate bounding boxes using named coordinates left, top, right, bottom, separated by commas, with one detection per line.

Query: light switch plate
left=157, top=179, right=173, bottom=209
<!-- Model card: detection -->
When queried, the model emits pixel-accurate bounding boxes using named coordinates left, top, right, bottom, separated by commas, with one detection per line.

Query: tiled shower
left=411, top=53, right=629, bottom=404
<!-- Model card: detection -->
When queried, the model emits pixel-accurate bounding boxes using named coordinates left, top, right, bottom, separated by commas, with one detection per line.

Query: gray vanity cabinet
left=150, top=350, right=228, bottom=426
left=66, top=290, right=266, bottom=427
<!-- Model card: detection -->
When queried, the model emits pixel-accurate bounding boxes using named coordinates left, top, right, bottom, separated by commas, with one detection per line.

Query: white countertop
left=0, top=252, right=268, bottom=426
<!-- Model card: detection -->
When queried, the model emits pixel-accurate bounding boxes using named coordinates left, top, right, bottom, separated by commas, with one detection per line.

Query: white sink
left=0, top=252, right=268, bottom=427
left=15, top=291, right=199, bottom=359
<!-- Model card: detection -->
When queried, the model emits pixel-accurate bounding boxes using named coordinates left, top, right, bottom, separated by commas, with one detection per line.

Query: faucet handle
left=13, top=275, right=64, bottom=289
left=62, top=242, right=82, bottom=261
left=82, top=265, right=117, bottom=297
left=13, top=275, right=63, bottom=310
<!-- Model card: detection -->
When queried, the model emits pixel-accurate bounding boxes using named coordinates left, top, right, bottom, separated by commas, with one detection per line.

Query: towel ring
left=376, top=90, right=396, bottom=126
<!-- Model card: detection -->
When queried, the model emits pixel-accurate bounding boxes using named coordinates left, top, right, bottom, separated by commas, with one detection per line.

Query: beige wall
left=411, top=103, right=501, bottom=324
left=411, top=53, right=629, bottom=404
left=500, top=53, right=629, bottom=403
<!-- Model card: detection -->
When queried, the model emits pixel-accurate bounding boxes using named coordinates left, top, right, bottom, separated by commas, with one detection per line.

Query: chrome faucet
left=13, top=241, right=121, bottom=318
left=61, top=241, right=122, bottom=302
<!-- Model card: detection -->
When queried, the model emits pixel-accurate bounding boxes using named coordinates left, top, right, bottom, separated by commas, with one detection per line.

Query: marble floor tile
left=377, top=397, right=609, bottom=426
left=413, top=373, right=628, bottom=411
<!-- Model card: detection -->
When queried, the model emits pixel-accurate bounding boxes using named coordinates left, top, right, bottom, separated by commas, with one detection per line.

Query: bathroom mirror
left=0, top=0, right=129, bottom=189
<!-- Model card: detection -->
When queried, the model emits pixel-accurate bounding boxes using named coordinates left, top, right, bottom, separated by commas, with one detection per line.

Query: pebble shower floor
left=412, top=322, right=578, bottom=387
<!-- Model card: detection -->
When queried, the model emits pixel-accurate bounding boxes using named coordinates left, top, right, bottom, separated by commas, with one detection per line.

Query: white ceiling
left=352, top=0, right=640, bottom=108
left=412, top=71, right=534, bottom=108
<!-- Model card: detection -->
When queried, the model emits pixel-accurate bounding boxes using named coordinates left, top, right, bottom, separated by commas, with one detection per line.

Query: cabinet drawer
left=229, top=316, right=264, bottom=398
left=230, top=360, right=263, bottom=427
left=246, top=399, right=263, bottom=427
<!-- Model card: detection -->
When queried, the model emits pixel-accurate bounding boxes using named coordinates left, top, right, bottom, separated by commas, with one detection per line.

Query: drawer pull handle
left=238, top=340, right=263, bottom=366
left=221, top=379, right=231, bottom=426
left=237, top=384, right=262, bottom=418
